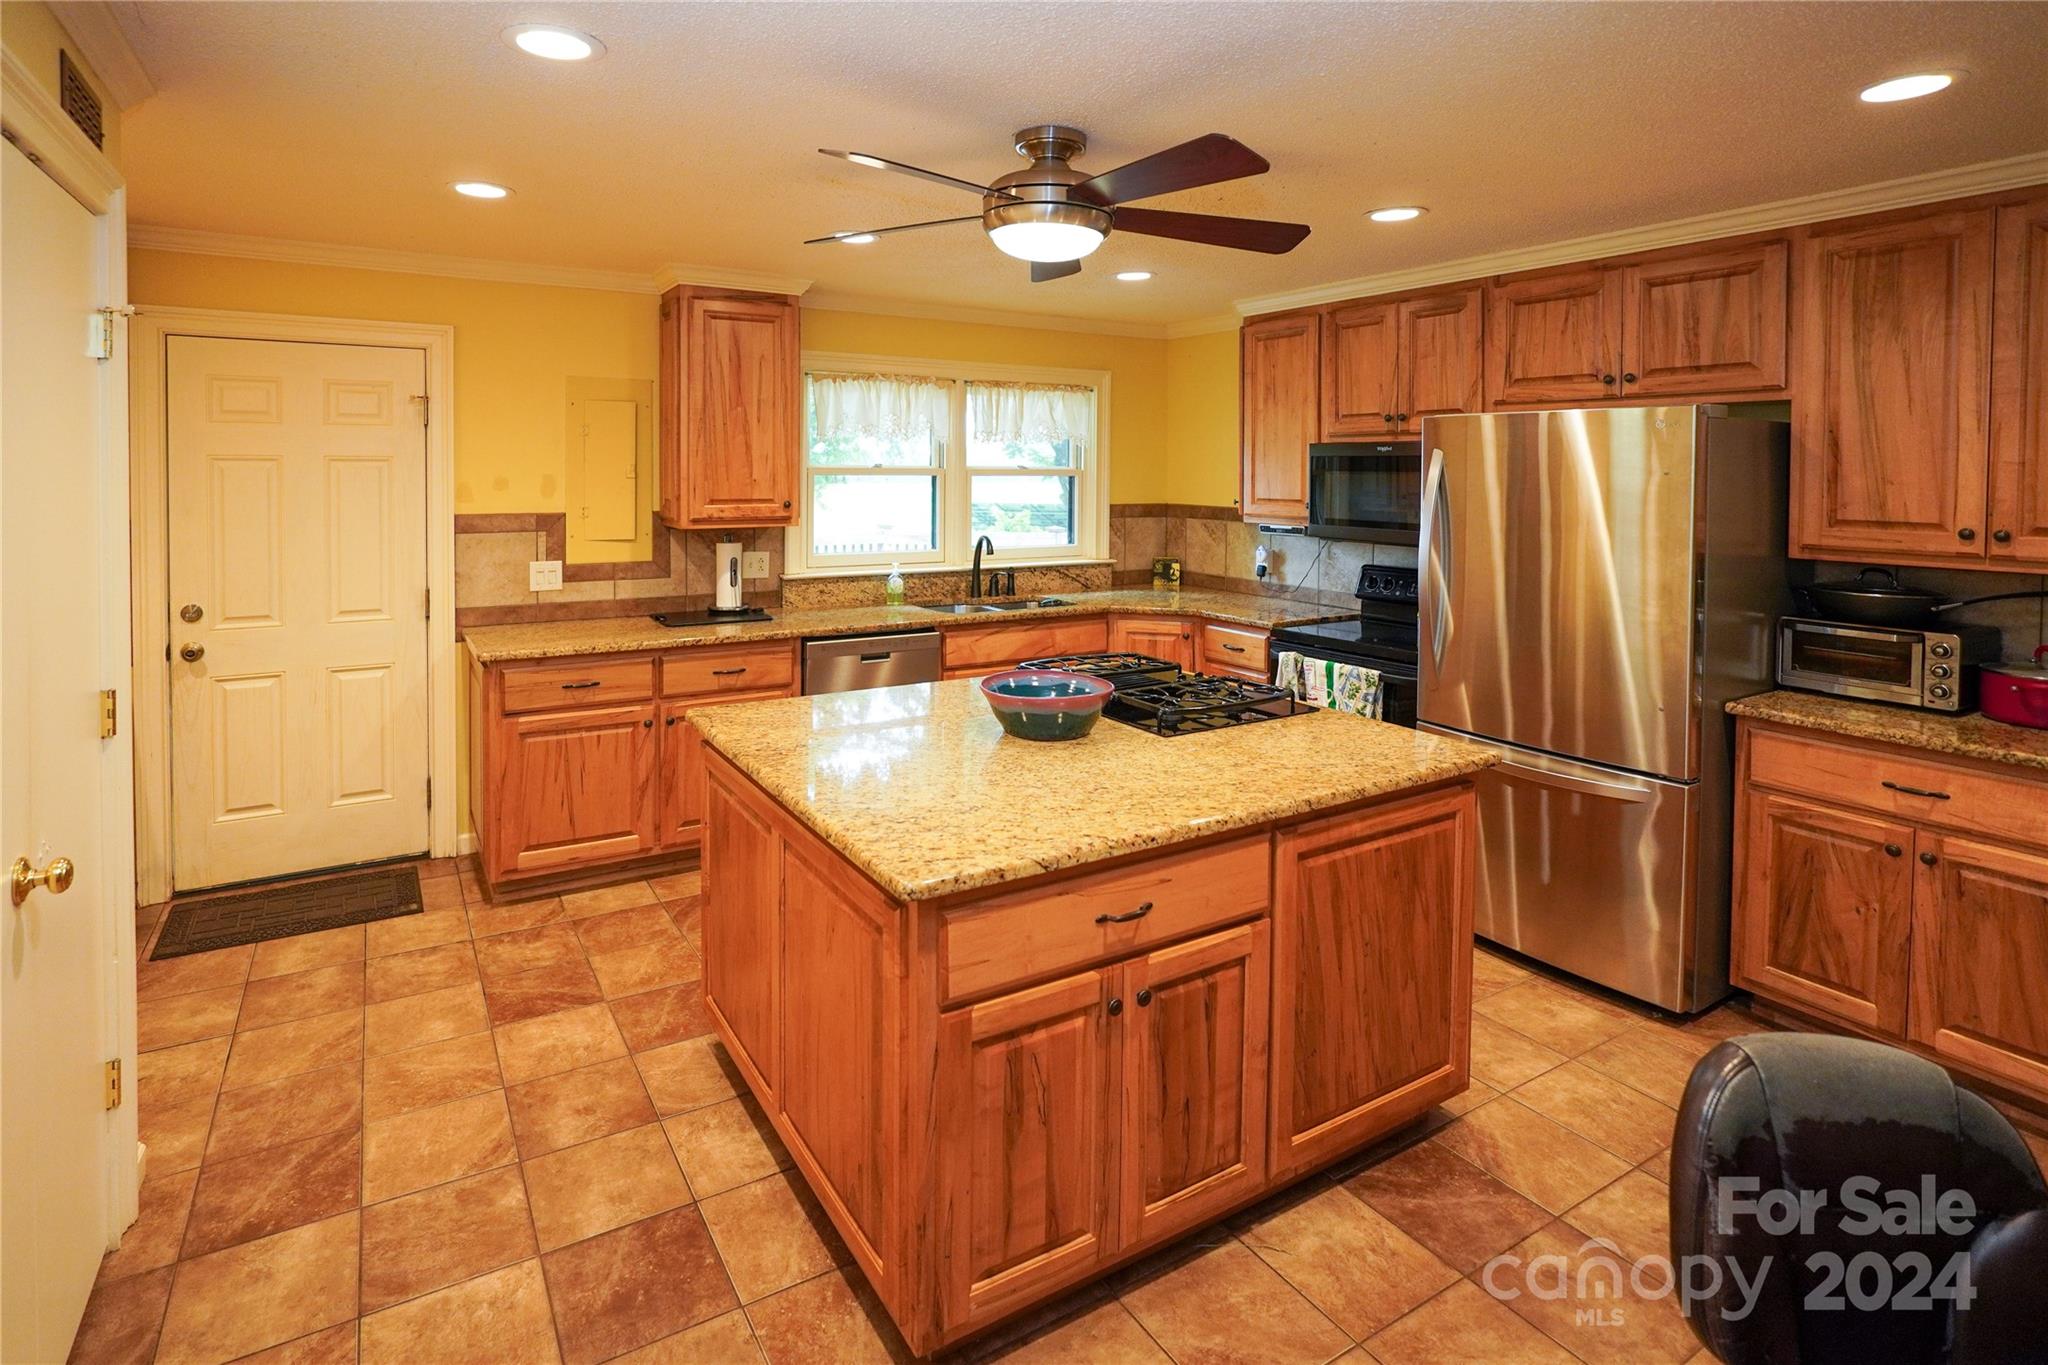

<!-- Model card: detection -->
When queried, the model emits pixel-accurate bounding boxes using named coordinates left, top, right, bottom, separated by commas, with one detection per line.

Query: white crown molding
left=654, top=263, right=812, bottom=296
left=1, top=48, right=123, bottom=212
left=1232, top=150, right=2048, bottom=318
left=801, top=289, right=1180, bottom=340
left=128, top=223, right=662, bottom=294
left=50, top=1, right=155, bottom=108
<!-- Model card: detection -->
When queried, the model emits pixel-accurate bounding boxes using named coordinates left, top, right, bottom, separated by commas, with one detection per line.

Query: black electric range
left=1019, top=651, right=1310, bottom=736
left=1269, top=564, right=1421, bottom=726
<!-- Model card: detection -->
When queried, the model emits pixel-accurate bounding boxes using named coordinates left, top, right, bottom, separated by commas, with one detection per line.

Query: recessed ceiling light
left=839, top=233, right=877, bottom=245
left=1859, top=72, right=1953, bottom=103
left=451, top=181, right=511, bottom=199
left=847, top=153, right=887, bottom=170
left=1115, top=271, right=1152, bottom=282
left=503, top=24, right=604, bottom=61
left=1368, top=206, right=1425, bottom=223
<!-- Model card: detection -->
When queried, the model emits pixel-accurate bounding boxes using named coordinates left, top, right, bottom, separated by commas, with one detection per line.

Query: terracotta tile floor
left=84, top=859, right=1779, bottom=1364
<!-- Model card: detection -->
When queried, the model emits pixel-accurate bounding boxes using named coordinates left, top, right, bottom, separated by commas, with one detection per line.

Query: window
left=789, top=358, right=1109, bottom=574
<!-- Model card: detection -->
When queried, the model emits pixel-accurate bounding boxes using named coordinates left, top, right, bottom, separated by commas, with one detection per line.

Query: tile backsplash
left=1805, top=562, right=2048, bottom=663
left=1110, top=504, right=1415, bottom=606
left=453, top=515, right=783, bottom=628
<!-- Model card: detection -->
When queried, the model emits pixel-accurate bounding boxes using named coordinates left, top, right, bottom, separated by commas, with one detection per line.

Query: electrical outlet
left=741, top=551, right=770, bottom=579
left=529, top=560, right=563, bottom=592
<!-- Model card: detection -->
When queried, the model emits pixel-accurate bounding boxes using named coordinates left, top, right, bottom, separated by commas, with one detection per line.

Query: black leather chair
left=1671, top=1033, right=2048, bottom=1364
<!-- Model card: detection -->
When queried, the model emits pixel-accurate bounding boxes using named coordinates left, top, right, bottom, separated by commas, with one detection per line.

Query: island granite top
left=460, top=588, right=1349, bottom=664
left=1727, top=690, right=2048, bottom=772
left=689, top=679, right=1500, bottom=902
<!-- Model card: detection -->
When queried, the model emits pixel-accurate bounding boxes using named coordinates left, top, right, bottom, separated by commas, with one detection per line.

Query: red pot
left=1980, top=646, right=2048, bottom=729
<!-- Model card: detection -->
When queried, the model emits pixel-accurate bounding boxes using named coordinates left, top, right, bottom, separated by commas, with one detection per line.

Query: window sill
left=779, top=557, right=1113, bottom=582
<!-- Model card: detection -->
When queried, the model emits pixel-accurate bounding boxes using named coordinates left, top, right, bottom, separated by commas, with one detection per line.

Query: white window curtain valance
left=807, top=372, right=952, bottom=442
left=966, top=381, right=1095, bottom=445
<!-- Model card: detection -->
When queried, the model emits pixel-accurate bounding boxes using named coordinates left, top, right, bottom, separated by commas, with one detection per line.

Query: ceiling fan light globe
left=988, top=221, right=1105, bottom=263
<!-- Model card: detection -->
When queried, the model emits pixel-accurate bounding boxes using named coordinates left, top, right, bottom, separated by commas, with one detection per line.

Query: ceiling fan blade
left=818, top=149, right=1018, bottom=201
left=803, top=216, right=981, bottom=246
left=1030, top=259, right=1082, bottom=283
left=1113, top=207, right=1310, bottom=254
left=1072, top=134, right=1269, bottom=206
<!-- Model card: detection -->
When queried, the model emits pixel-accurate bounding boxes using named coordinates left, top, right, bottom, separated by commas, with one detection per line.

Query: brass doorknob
left=11, top=855, right=75, bottom=906
left=180, top=644, right=204, bottom=662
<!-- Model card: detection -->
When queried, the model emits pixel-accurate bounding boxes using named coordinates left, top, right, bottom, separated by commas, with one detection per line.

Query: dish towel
left=1274, top=650, right=1384, bottom=720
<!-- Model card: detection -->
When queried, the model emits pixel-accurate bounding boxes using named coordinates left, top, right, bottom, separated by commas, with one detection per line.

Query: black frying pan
left=1795, top=567, right=2048, bottom=629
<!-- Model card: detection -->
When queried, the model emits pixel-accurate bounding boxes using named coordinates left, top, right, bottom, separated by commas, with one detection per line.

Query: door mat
left=150, top=866, right=423, bottom=960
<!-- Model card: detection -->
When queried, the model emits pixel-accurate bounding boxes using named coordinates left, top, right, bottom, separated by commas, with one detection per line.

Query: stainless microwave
left=1303, top=441, right=1422, bottom=545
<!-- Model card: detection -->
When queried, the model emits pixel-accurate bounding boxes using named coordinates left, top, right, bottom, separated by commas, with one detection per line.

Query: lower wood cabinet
left=486, top=702, right=660, bottom=877
left=940, top=616, right=1111, bottom=679
left=1733, top=720, right=2048, bottom=1106
left=1108, top=615, right=1195, bottom=670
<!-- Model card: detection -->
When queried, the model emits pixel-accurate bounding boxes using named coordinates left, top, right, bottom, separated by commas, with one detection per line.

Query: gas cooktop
left=1020, top=651, right=1308, bottom=736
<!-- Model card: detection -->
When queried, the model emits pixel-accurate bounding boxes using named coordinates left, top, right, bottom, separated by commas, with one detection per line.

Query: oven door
left=1306, top=442, right=1421, bottom=545
left=1777, top=620, right=1924, bottom=706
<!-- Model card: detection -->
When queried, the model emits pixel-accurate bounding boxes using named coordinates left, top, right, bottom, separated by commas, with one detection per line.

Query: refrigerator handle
left=1421, top=445, right=1452, bottom=671
left=1497, top=758, right=1655, bottom=803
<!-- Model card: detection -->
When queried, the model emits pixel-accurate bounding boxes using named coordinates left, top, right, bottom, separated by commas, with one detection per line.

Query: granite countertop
left=461, top=588, right=1350, bottom=664
left=1727, top=690, right=2048, bottom=773
left=689, top=680, right=1500, bottom=902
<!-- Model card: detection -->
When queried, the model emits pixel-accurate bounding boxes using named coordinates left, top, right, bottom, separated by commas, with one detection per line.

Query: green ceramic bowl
left=979, top=670, right=1113, bottom=742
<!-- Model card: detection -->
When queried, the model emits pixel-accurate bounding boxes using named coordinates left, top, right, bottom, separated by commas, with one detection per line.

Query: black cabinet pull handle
left=1095, top=900, right=1153, bottom=925
left=1107, top=997, right=1123, bottom=1017
left=642, top=718, right=654, bottom=728
left=1222, top=643, right=1247, bottom=654
left=1993, top=529, right=2012, bottom=544
left=1135, top=988, right=1153, bottom=1008
left=782, top=500, right=792, bottom=509
left=561, top=680, right=602, bottom=690
left=1622, top=372, right=1638, bottom=384
left=1600, top=373, right=1616, bottom=386
left=1397, top=412, right=1409, bottom=423
left=1884, top=843, right=1902, bottom=858
left=665, top=716, right=678, bottom=726
left=1381, top=413, right=1395, bottom=424
left=711, top=667, right=748, bottom=677
left=1882, top=780, right=1951, bottom=800
left=1958, top=528, right=1977, bottom=542
left=1919, top=851, right=1939, bottom=867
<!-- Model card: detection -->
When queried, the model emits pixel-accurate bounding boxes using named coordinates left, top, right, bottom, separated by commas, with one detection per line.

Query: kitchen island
left=689, top=681, right=1499, bottom=1355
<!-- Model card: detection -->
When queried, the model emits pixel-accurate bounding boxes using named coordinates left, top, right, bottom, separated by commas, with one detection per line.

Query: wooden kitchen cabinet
left=702, top=772, right=782, bottom=1100
left=661, top=702, right=705, bottom=846
left=1108, top=615, right=1194, bottom=670
left=940, top=615, right=1110, bottom=678
left=659, top=285, right=800, bottom=529
left=1732, top=789, right=1913, bottom=1036
left=1269, top=787, right=1473, bottom=1177
left=1320, top=301, right=1400, bottom=439
left=1733, top=719, right=2048, bottom=1108
left=1118, top=922, right=1268, bottom=1246
left=1201, top=622, right=1269, bottom=681
left=1240, top=311, right=1320, bottom=521
left=1323, top=289, right=1483, bottom=440
left=486, top=701, right=660, bottom=878
left=1789, top=205, right=1996, bottom=563
left=1485, top=265, right=1624, bottom=405
left=1620, top=241, right=1788, bottom=396
left=1908, top=833, right=2048, bottom=1100
left=1990, top=192, right=2048, bottom=568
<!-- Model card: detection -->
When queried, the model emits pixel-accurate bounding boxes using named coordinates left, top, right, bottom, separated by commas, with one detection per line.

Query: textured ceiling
left=112, top=1, right=2048, bottom=325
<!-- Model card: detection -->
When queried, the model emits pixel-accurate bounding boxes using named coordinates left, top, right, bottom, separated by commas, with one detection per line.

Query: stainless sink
left=917, top=598, right=1071, bottom=614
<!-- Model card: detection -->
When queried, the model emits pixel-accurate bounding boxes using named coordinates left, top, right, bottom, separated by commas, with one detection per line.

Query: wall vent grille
left=58, top=51, right=104, bottom=149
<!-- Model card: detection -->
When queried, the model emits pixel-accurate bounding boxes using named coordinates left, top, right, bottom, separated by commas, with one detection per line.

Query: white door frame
left=2, top=48, right=139, bottom=1247
left=131, top=308, right=458, bottom=904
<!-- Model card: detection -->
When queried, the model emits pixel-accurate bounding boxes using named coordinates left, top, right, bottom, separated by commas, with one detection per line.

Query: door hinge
left=98, top=689, right=117, bottom=739
left=86, top=306, right=132, bottom=362
left=103, top=1059, right=122, bottom=1110
left=414, top=393, right=429, bottom=427
left=424, top=587, right=431, bottom=619
left=426, top=776, right=432, bottom=807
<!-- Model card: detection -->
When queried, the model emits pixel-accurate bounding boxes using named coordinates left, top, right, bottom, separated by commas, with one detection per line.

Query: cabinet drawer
left=501, top=657, right=655, bottom=713
left=941, top=617, right=1109, bottom=670
left=1202, top=624, right=1269, bottom=673
left=662, top=642, right=797, bottom=698
left=1746, top=728, right=2048, bottom=850
left=940, top=835, right=1268, bottom=1003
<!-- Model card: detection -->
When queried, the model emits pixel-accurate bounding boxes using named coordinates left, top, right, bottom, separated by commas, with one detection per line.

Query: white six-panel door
left=167, top=336, right=430, bottom=888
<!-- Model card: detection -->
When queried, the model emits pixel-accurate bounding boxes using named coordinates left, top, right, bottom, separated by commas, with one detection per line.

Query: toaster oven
left=1776, top=617, right=2000, bottom=712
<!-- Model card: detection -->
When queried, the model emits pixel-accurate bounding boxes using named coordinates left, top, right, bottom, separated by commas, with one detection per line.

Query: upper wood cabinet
left=1486, top=265, right=1624, bottom=404
left=1323, top=289, right=1483, bottom=440
left=1621, top=241, right=1788, bottom=396
left=659, top=285, right=800, bottom=529
left=1990, top=193, right=2048, bottom=567
left=1240, top=311, right=1320, bottom=521
left=1487, top=243, right=1788, bottom=406
left=1789, top=206, right=1996, bottom=563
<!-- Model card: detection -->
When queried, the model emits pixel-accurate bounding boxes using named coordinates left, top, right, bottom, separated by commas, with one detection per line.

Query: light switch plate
left=529, top=560, right=563, bottom=591
left=741, top=551, right=770, bottom=579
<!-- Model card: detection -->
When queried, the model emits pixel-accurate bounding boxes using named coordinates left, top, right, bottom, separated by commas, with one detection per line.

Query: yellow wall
left=128, top=249, right=662, bottom=521
left=1165, top=329, right=1241, bottom=509
left=1, top=0, right=124, bottom=169
left=799, top=308, right=1174, bottom=504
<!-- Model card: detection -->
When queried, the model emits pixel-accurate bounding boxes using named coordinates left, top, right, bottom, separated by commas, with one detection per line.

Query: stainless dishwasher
left=802, top=631, right=943, bottom=694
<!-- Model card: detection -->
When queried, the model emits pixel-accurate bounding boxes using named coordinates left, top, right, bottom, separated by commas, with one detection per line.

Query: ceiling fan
left=806, top=125, right=1310, bottom=282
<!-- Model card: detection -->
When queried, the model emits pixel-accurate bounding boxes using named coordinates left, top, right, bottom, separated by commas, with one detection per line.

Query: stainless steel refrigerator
left=1416, top=407, right=1788, bottom=1012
